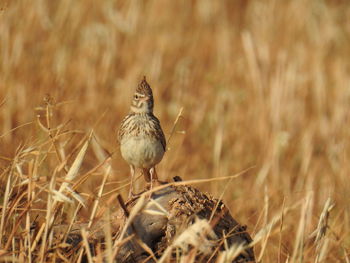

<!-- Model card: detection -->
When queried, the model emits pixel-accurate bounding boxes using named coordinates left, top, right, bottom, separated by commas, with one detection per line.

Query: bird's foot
left=126, top=190, right=145, bottom=205
left=128, top=191, right=136, bottom=200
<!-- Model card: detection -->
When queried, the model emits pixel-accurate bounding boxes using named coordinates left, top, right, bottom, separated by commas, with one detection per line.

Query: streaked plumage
left=118, top=77, right=166, bottom=197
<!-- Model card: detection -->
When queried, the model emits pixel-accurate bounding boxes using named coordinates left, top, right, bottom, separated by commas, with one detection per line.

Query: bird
left=118, top=77, right=166, bottom=198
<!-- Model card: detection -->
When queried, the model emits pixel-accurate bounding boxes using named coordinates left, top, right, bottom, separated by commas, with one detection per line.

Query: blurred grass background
left=0, top=0, right=350, bottom=261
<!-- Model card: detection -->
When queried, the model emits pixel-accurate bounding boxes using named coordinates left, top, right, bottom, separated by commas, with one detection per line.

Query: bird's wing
left=153, top=115, right=167, bottom=151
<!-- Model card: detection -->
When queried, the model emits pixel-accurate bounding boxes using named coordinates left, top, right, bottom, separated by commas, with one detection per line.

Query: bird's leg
left=150, top=167, right=160, bottom=190
left=142, top=168, right=150, bottom=182
left=129, top=165, right=135, bottom=199
left=150, top=167, right=158, bottom=181
left=141, top=168, right=153, bottom=199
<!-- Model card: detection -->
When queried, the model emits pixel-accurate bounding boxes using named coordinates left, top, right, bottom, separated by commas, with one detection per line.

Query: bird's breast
left=120, top=136, right=165, bottom=168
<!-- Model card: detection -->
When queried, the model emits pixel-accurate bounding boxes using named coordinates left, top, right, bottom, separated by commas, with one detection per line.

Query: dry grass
left=0, top=0, right=350, bottom=262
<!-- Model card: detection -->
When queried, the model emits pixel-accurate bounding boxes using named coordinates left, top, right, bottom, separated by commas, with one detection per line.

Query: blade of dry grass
left=81, top=228, right=94, bottom=263
left=291, top=194, right=312, bottom=262
left=88, top=165, right=110, bottom=228
left=57, top=135, right=90, bottom=196
left=0, top=167, right=13, bottom=246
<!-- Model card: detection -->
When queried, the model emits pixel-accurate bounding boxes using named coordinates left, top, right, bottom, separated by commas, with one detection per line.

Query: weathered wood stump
left=63, top=179, right=255, bottom=262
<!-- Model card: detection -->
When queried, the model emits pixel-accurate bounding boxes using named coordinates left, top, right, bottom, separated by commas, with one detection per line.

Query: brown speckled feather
left=118, top=113, right=166, bottom=151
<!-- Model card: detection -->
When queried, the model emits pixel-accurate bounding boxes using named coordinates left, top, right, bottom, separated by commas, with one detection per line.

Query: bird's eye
left=134, top=94, right=139, bottom=100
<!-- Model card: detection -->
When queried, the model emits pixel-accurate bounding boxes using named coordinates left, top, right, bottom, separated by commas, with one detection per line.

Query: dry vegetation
left=0, top=0, right=350, bottom=262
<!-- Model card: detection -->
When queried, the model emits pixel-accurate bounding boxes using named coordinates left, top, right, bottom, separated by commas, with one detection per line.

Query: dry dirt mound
left=61, top=181, right=255, bottom=262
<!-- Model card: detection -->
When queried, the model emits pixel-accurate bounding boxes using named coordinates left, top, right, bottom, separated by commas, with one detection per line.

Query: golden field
left=0, top=0, right=350, bottom=262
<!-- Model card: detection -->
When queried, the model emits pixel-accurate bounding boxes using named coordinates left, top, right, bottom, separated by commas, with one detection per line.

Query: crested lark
left=118, top=77, right=166, bottom=197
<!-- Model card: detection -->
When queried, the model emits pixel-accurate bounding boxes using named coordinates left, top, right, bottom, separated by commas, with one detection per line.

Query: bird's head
left=131, top=77, right=154, bottom=114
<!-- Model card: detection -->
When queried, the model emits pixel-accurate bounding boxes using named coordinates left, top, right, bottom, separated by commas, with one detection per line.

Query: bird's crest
left=136, top=76, right=153, bottom=97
